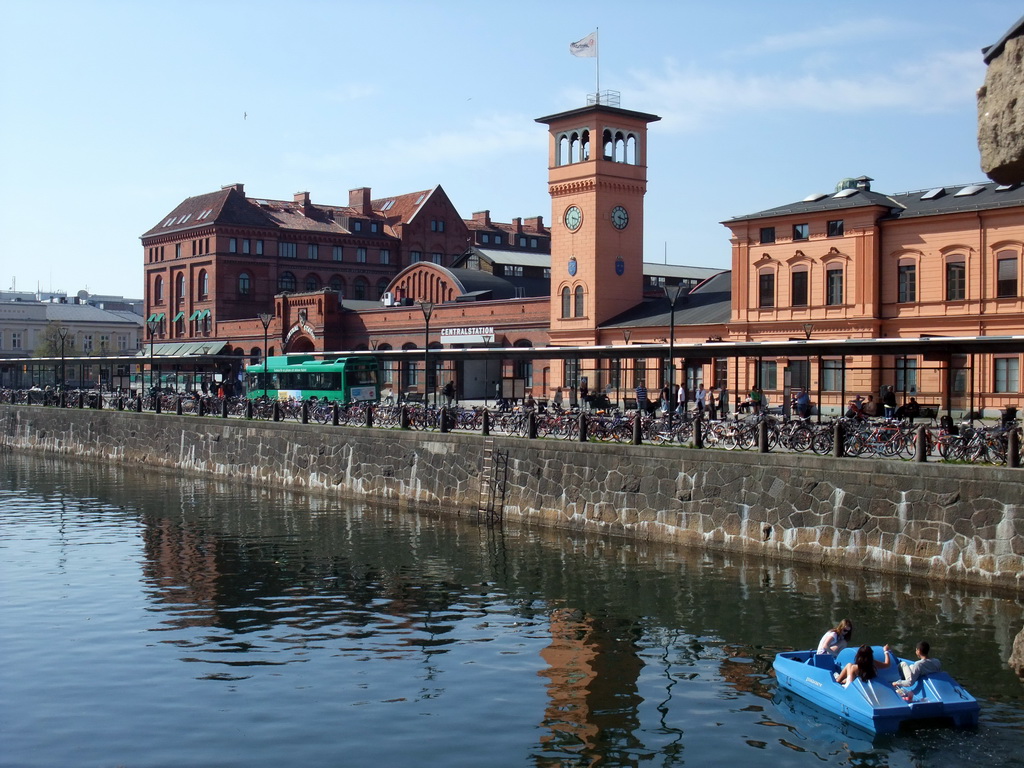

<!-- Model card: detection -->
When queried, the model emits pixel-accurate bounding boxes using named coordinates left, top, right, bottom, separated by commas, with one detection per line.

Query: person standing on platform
left=635, top=382, right=648, bottom=413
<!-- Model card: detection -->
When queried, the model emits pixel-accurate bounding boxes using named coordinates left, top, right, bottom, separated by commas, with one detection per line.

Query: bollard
left=95, top=392, right=102, bottom=410
left=301, top=401, right=309, bottom=424
left=440, top=407, right=449, bottom=433
left=832, top=421, right=845, bottom=458
left=117, top=396, right=124, bottom=412
left=155, top=395, right=162, bottom=414
left=758, top=419, right=769, bottom=453
left=136, top=395, right=143, bottom=413
left=176, top=397, right=183, bottom=416
left=632, top=411, right=642, bottom=445
left=221, top=398, right=229, bottom=419
left=200, top=398, right=208, bottom=418
left=399, top=405, right=409, bottom=429
left=78, top=392, right=85, bottom=409
left=914, top=425, right=928, bottom=463
left=523, top=410, right=535, bottom=439
left=271, top=401, right=280, bottom=422
left=332, top=402, right=340, bottom=427
left=577, top=412, right=587, bottom=442
left=1007, top=429, right=1020, bottom=469
left=481, top=409, right=490, bottom=436
left=365, top=404, right=374, bottom=429
left=693, top=415, right=704, bottom=449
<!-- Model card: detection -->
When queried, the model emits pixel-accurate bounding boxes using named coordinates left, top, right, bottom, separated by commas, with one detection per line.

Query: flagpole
left=595, top=27, right=600, bottom=101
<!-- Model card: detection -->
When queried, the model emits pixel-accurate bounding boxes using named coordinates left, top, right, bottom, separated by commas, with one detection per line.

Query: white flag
left=569, top=31, right=598, bottom=58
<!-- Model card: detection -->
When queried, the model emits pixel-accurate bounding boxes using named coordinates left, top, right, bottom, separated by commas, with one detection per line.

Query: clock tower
left=536, top=101, right=661, bottom=345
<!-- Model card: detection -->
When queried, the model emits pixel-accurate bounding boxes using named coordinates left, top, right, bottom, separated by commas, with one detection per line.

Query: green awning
left=199, top=309, right=211, bottom=319
left=147, top=313, right=158, bottom=323
left=172, top=311, right=185, bottom=322
left=188, top=310, right=201, bottom=321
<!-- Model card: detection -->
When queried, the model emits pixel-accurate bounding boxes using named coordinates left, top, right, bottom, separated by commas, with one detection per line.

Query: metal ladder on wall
left=477, top=437, right=508, bottom=525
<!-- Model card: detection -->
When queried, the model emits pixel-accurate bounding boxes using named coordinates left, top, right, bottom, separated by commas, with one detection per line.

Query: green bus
left=246, top=356, right=379, bottom=402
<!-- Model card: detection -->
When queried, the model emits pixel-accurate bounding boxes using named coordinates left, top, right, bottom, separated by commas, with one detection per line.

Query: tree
left=34, top=322, right=78, bottom=358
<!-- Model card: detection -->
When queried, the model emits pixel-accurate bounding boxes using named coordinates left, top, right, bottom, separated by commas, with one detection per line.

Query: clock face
left=611, top=205, right=629, bottom=230
left=564, top=205, right=583, bottom=231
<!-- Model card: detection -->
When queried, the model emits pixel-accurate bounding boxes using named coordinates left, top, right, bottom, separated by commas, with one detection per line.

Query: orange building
left=724, top=176, right=1024, bottom=415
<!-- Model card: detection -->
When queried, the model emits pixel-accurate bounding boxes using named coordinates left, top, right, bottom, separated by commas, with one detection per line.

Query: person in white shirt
left=892, top=641, right=942, bottom=688
left=817, top=618, right=854, bottom=656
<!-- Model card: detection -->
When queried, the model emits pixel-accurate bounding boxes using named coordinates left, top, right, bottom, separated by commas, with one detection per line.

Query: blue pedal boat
left=773, top=646, right=980, bottom=735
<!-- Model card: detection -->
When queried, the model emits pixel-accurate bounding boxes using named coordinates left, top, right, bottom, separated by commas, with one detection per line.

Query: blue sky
left=0, top=1, right=1015, bottom=299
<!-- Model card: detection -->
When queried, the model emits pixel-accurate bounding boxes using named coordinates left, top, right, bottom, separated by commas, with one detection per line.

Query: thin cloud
left=627, top=51, right=982, bottom=133
left=733, top=18, right=904, bottom=56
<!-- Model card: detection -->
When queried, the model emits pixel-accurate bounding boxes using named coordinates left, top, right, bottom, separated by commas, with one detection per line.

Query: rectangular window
left=506, top=265, right=523, bottom=277
left=757, top=361, right=777, bottom=391
left=494, top=234, right=503, bottom=245
left=822, top=359, right=844, bottom=391
left=895, top=357, right=918, bottom=395
left=530, top=238, right=538, bottom=248
left=353, top=221, right=362, bottom=232
left=175, top=243, right=182, bottom=258
left=997, top=257, right=1017, bottom=298
left=410, top=251, right=421, bottom=263
left=827, top=219, right=844, bottom=237
left=371, top=222, right=379, bottom=233
left=898, top=264, right=917, bottom=303
left=760, top=227, right=776, bottom=244
left=255, top=240, right=264, bottom=255
left=242, top=239, right=251, bottom=254
left=789, top=359, right=810, bottom=390
left=11, top=332, right=21, bottom=350
left=432, top=253, right=443, bottom=264
left=951, top=356, right=969, bottom=395
left=308, top=244, right=318, bottom=260
left=758, top=272, right=775, bottom=308
left=632, top=359, right=646, bottom=389
left=356, top=247, right=367, bottom=263
left=826, top=268, right=844, bottom=305
left=332, top=246, right=343, bottom=261
left=791, top=271, right=808, bottom=307
left=519, top=236, right=527, bottom=247
left=229, top=238, right=237, bottom=253
left=564, top=358, right=580, bottom=388
left=946, top=262, right=966, bottom=301
left=117, top=335, right=128, bottom=351
left=280, top=242, right=297, bottom=259
left=379, top=249, right=390, bottom=264
left=995, top=357, right=1020, bottom=393
left=83, top=335, right=93, bottom=353
left=713, top=357, right=728, bottom=389
left=793, top=223, right=809, bottom=241
left=481, top=234, right=490, bottom=244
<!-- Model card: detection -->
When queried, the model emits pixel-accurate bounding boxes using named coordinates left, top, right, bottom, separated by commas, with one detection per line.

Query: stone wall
left=3, top=404, right=1022, bottom=590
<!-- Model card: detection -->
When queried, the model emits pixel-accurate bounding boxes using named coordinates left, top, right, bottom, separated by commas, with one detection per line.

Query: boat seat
left=808, top=653, right=837, bottom=671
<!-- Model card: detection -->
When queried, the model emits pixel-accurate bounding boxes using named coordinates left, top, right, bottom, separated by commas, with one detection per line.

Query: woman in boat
left=816, top=618, right=853, bottom=656
left=836, top=643, right=894, bottom=684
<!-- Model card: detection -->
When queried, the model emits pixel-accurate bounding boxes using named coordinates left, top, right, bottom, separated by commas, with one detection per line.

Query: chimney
left=527, top=215, right=544, bottom=230
left=294, top=191, right=313, bottom=216
left=221, top=183, right=245, bottom=193
left=514, top=217, right=523, bottom=232
left=349, top=187, right=372, bottom=215
left=472, top=210, right=492, bottom=225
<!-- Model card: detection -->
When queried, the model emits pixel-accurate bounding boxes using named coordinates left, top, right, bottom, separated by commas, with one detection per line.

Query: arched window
left=790, top=267, right=808, bottom=307
left=329, top=275, right=345, bottom=296
left=305, top=273, right=321, bottom=291
left=198, top=270, right=209, bottom=299
left=574, top=285, right=585, bottom=317
left=238, top=272, right=251, bottom=295
left=354, top=277, right=368, bottom=300
left=945, top=255, right=966, bottom=301
left=278, top=271, right=296, bottom=292
left=154, top=275, right=164, bottom=303
left=561, top=287, right=571, bottom=318
left=758, top=269, right=775, bottom=308
left=376, top=278, right=390, bottom=299
left=175, top=273, right=185, bottom=301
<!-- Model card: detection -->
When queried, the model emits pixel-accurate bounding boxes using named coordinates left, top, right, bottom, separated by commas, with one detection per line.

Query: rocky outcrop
left=978, top=17, right=1024, bottom=184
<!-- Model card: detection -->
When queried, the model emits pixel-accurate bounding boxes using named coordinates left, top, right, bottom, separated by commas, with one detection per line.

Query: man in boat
left=892, top=641, right=942, bottom=688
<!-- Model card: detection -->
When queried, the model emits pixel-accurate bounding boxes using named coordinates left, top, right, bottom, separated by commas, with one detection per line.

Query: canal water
left=2, top=453, right=1023, bottom=768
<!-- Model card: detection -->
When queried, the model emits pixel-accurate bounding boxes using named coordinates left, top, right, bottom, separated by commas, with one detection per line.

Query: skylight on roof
left=163, top=218, right=174, bottom=227
left=995, top=184, right=1018, bottom=192
left=954, top=184, right=986, bottom=197
left=380, top=200, right=395, bottom=211
left=921, top=187, right=946, bottom=200
left=802, top=193, right=828, bottom=202
left=833, top=188, right=859, bottom=198
left=415, top=194, right=426, bottom=204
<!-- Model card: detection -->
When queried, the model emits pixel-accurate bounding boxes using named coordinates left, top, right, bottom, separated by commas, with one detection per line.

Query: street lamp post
left=258, top=312, right=273, bottom=397
left=419, top=301, right=434, bottom=406
left=57, top=327, right=68, bottom=393
left=665, top=284, right=686, bottom=428
left=146, top=318, right=160, bottom=396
